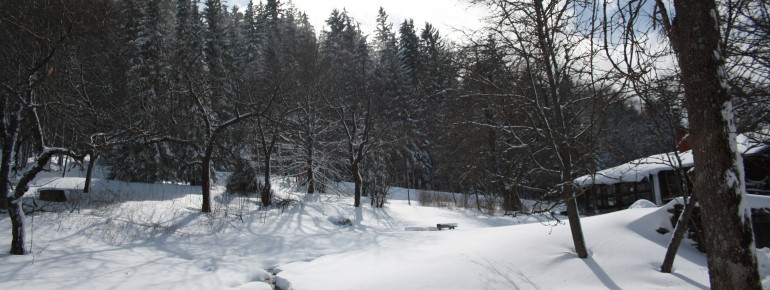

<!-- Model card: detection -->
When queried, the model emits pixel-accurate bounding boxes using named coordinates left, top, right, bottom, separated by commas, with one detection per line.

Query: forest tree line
left=2, top=0, right=768, bottom=211
left=2, top=0, right=768, bottom=212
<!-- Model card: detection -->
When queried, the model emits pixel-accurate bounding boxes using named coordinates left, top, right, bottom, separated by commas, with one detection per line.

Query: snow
left=1, top=166, right=766, bottom=289
left=629, top=199, right=658, bottom=209
left=746, top=194, right=770, bottom=209
left=575, top=132, right=769, bottom=186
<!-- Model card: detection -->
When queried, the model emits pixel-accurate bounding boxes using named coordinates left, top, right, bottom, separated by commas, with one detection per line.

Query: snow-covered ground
left=1, top=168, right=768, bottom=289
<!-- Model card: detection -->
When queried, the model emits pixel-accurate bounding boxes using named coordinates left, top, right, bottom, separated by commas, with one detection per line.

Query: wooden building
left=575, top=132, right=770, bottom=213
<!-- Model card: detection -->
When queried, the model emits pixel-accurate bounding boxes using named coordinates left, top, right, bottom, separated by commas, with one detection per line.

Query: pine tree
left=240, top=1, right=261, bottom=66
left=203, top=0, right=228, bottom=98
left=109, top=0, right=179, bottom=183
left=398, top=19, right=421, bottom=84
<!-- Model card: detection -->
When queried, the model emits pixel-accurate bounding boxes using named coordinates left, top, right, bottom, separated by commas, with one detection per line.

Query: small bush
left=329, top=216, right=352, bottom=226
left=418, top=190, right=456, bottom=208
left=274, top=196, right=298, bottom=212
left=226, top=164, right=263, bottom=194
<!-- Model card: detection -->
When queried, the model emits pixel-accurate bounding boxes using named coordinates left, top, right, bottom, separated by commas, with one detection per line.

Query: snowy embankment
left=0, top=168, right=768, bottom=289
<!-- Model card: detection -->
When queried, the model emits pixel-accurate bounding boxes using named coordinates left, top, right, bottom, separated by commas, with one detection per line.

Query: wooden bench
left=437, top=223, right=458, bottom=230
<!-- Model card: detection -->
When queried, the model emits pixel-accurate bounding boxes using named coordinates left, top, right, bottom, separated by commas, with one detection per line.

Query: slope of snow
left=0, top=168, right=763, bottom=289
left=275, top=205, right=710, bottom=289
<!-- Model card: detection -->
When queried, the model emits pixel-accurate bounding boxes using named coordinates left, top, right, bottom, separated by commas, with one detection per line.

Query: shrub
left=418, top=190, right=456, bottom=208
left=226, top=163, right=263, bottom=194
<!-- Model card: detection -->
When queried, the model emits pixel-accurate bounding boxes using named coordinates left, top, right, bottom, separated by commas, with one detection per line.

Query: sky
left=227, top=0, right=489, bottom=40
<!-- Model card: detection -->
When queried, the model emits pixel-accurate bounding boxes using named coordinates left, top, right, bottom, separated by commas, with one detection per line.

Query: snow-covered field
left=1, top=168, right=769, bottom=289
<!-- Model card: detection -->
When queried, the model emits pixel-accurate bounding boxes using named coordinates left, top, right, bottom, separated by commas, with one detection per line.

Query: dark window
left=659, top=169, right=691, bottom=201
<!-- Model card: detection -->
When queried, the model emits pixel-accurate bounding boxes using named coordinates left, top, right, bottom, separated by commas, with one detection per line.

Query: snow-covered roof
left=575, top=132, right=769, bottom=186
left=574, top=151, right=694, bottom=186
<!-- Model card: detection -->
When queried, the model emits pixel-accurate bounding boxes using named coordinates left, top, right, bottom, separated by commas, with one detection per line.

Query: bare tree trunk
left=8, top=176, right=31, bottom=255
left=306, top=136, right=315, bottom=194
left=306, top=161, right=314, bottom=194
left=370, top=181, right=375, bottom=206
left=661, top=196, right=696, bottom=273
left=61, top=152, right=68, bottom=178
left=201, top=147, right=213, bottom=213
left=664, top=0, right=761, bottom=287
left=8, top=200, right=25, bottom=254
left=83, top=151, right=97, bottom=193
left=353, top=162, right=362, bottom=207
left=405, top=157, right=411, bottom=205
left=0, top=107, right=19, bottom=211
left=262, top=152, right=272, bottom=207
left=566, top=195, right=588, bottom=258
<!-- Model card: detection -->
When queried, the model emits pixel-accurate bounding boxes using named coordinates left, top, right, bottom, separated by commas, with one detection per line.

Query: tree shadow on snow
left=670, top=272, right=708, bottom=289
left=626, top=208, right=708, bottom=267
left=465, top=255, right=539, bottom=290
left=580, top=256, right=622, bottom=290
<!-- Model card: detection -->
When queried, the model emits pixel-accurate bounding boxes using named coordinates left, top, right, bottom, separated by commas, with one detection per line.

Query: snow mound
left=629, top=199, right=658, bottom=209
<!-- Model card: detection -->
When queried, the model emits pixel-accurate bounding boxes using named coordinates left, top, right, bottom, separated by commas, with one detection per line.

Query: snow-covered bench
left=437, top=223, right=458, bottom=230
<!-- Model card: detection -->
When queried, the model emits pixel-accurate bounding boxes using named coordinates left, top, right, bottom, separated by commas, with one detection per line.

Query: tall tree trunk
left=61, top=151, right=69, bottom=178
left=668, top=0, right=761, bottom=287
left=566, top=195, right=588, bottom=258
left=83, top=152, right=97, bottom=193
left=405, top=158, right=411, bottom=206
left=562, top=159, right=588, bottom=258
left=201, top=150, right=213, bottom=213
left=0, top=107, right=19, bottom=211
left=0, top=138, right=14, bottom=211
left=306, top=135, right=315, bottom=194
left=353, top=162, right=362, bottom=207
left=262, top=153, right=272, bottom=207
left=306, top=162, right=314, bottom=194
left=8, top=200, right=25, bottom=254
left=661, top=196, right=696, bottom=273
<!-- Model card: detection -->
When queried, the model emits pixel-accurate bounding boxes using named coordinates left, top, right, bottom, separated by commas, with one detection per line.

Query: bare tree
left=325, top=91, right=378, bottom=207
left=318, top=10, right=388, bottom=207
left=185, top=77, right=263, bottom=213
left=283, top=91, right=338, bottom=194
left=602, top=0, right=763, bottom=284
left=720, top=0, right=770, bottom=133
left=1, top=0, right=89, bottom=254
left=654, top=0, right=762, bottom=287
left=471, top=0, right=618, bottom=258
left=2, top=75, right=86, bottom=255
